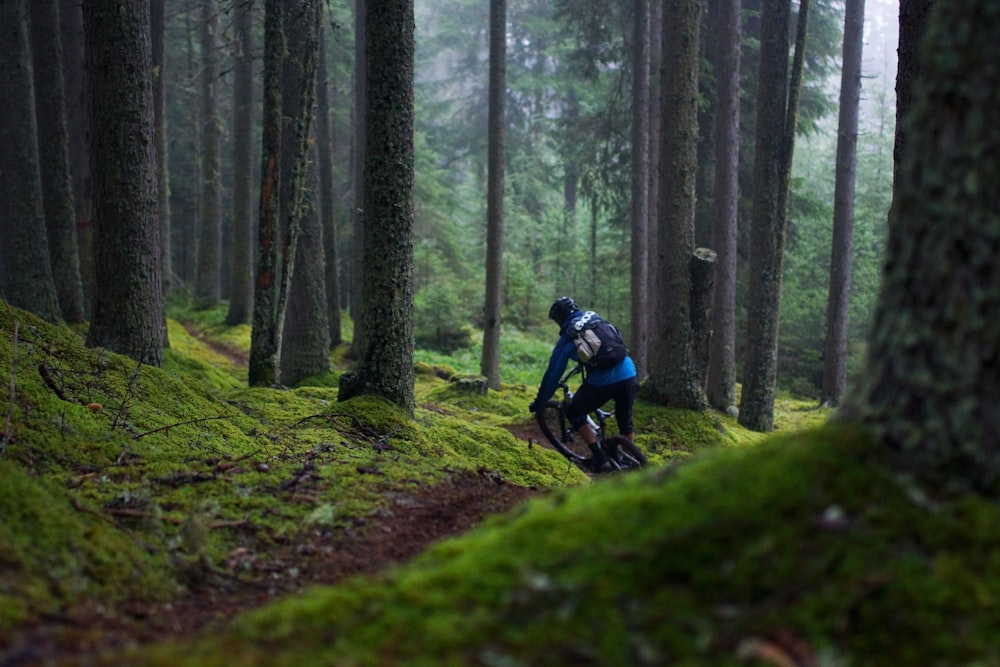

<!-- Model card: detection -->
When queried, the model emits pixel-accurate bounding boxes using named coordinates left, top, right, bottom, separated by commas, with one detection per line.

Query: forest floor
left=0, top=331, right=551, bottom=666
left=1, top=455, right=543, bottom=666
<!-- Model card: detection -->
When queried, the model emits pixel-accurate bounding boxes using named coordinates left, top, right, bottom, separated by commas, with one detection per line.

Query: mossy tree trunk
left=338, top=0, right=416, bottom=415
left=249, top=0, right=320, bottom=387
left=281, top=148, right=330, bottom=386
left=645, top=0, right=707, bottom=411
left=840, top=0, right=1000, bottom=495
left=738, top=0, right=809, bottom=432
left=83, top=0, right=164, bottom=367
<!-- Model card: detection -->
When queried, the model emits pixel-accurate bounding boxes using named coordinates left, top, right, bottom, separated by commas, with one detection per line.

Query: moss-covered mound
left=129, top=425, right=1000, bottom=666
left=0, top=303, right=739, bottom=638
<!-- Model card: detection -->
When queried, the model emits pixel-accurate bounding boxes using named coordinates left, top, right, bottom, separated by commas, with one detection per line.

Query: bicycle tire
left=603, top=435, right=647, bottom=470
left=536, top=400, right=589, bottom=462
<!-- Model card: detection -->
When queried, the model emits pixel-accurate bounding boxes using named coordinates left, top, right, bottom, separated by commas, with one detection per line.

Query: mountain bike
left=535, top=363, right=647, bottom=473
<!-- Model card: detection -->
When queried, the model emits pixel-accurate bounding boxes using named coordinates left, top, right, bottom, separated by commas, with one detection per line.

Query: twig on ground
left=132, top=415, right=229, bottom=440
left=69, top=495, right=142, bottom=544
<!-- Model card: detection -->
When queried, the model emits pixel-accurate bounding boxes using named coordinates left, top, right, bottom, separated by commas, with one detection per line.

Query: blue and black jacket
left=533, top=309, right=636, bottom=406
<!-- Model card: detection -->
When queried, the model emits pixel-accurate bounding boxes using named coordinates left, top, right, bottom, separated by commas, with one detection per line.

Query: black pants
left=564, top=376, right=640, bottom=436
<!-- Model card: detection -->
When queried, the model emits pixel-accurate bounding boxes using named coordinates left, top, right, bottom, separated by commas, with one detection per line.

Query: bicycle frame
left=537, top=364, right=620, bottom=465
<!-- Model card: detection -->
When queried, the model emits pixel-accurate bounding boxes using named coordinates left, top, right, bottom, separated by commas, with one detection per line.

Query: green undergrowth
left=2, top=304, right=689, bottom=632
left=127, top=424, right=1000, bottom=666
left=0, top=302, right=845, bottom=659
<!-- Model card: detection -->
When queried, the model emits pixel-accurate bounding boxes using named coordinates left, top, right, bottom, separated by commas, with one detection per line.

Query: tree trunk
left=646, top=0, right=706, bottom=411
left=195, top=0, right=222, bottom=308
left=892, top=0, right=932, bottom=191
left=820, top=0, right=865, bottom=408
left=645, top=0, right=662, bottom=329
left=249, top=0, right=320, bottom=387
left=349, top=0, right=367, bottom=357
left=249, top=0, right=285, bottom=387
left=338, top=0, right=416, bottom=415
left=0, top=0, right=62, bottom=324
left=280, top=143, right=330, bottom=386
left=31, top=0, right=86, bottom=323
left=840, top=0, right=1000, bottom=495
left=315, top=25, right=343, bottom=347
left=480, top=0, right=506, bottom=391
left=705, top=0, right=741, bottom=413
left=226, top=0, right=255, bottom=326
left=739, top=0, right=809, bottom=432
left=690, top=247, right=717, bottom=392
left=83, top=0, right=163, bottom=367
left=151, top=0, right=171, bottom=299
left=150, top=0, right=170, bottom=349
left=60, top=0, right=93, bottom=316
left=629, top=0, right=650, bottom=376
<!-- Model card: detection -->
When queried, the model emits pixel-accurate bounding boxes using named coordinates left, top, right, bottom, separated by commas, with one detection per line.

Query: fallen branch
left=104, top=508, right=185, bottom=525
left=37, top=362, right=69, bottom=402
left=132, top=415, right=229, bottom=440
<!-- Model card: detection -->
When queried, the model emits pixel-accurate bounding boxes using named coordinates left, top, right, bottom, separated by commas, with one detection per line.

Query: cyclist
left=528, top=296, right=640, bottom=471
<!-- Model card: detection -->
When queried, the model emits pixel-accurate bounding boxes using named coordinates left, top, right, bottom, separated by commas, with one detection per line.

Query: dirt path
left=0, top=470, right=542, bottom=666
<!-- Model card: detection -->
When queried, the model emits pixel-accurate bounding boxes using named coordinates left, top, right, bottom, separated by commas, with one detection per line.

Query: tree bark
left=820, top=0, right=865, bottom=408
left=739, top=0, right=809, bottom=432
left=0, top=0, right=61, bottom=324
left=840, top=0, right=1000, bottom=495
left=60, top=0, right=93, bottom=315
left=349, top=0, right=367, bottom=357
left=315, top=25, right=343, bottom=347
left=690, top=247, right=717, bottom=392
left=280, top=142, right=330, bottom=386
left=195, top=0, right=222, bottom=308
left=892, top=0, right=932, bottom=192
left=226, top=0, right=256, bottom=326
left=645, top=0, right=707, bottom=411
left=480, top=0, right=506, bottom=391
left=645, top=0, right=662, bottom=329
left=83, top=0, right=163, bottom=366
left=30, top=0, right=86, bottom=323
left=249, top=0, right=320, bottom=387
left=338, top=0, right=416, bottom=415
left=151, top=0, right=171, bottom=300
left=629, top=0, right=650, bottom=377
left=705, top=0, right=741, bottom=413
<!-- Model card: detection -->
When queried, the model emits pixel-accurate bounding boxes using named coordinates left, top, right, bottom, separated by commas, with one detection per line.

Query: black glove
left=528, top=399, right=539, bottom=413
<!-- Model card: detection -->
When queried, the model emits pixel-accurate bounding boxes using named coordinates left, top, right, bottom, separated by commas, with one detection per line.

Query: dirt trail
left=0, top=471, right=541, bottom=666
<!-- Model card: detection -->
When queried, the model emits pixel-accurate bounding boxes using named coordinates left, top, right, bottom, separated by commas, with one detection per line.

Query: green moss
left=123, top=425, right=1000, bottom=666
left=3, top=302, right=878, bottom=664
left=0, top=461, right=172, bottom=630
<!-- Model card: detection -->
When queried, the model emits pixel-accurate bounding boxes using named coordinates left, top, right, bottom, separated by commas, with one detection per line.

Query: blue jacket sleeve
left=534, top=337, right=575, bottom=405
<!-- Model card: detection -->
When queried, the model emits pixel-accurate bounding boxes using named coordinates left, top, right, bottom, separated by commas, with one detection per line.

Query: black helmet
left=548, top=296, right=578, bottom=322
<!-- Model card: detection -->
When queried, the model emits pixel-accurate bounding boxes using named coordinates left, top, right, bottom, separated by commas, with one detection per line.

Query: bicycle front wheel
left=536, top=400, right=588, bottom=462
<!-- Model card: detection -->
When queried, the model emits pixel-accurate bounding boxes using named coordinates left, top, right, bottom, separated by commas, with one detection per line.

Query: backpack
left=568, top=311, right=627, bottom=370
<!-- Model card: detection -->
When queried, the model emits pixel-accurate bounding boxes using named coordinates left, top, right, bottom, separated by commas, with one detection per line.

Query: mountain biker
left=528, top=296, right=640, bottom=471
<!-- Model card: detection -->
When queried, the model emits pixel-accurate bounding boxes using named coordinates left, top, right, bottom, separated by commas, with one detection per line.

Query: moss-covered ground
left=5, top=303, right=993, bottom=665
